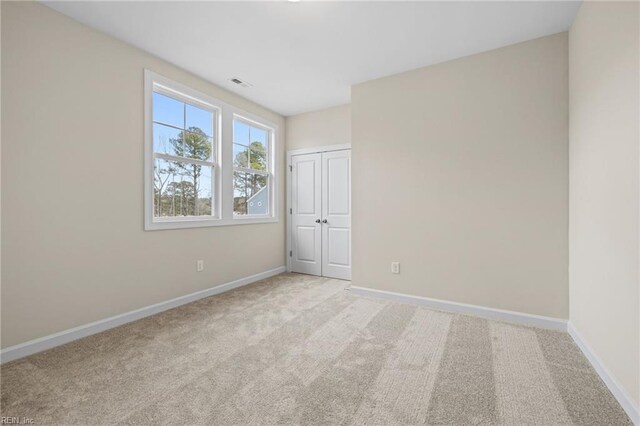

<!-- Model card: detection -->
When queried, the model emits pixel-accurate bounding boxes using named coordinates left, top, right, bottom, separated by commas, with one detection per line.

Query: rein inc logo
left=1, top=418, right=34, bottom=425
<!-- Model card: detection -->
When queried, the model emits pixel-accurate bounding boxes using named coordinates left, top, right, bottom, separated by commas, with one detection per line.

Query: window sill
left=145, top=216, right=278, bottom=231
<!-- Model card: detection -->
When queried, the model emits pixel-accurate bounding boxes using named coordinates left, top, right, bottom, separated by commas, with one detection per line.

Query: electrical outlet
left=196, top=260, right=204, bottom=272
left=391, top=262, right=400, bottom=274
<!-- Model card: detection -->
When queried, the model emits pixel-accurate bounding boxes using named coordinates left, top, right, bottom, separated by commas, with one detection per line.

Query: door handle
left=315, top=219, right=321, bottom=223
left=322, top=219, right=328, bottom=224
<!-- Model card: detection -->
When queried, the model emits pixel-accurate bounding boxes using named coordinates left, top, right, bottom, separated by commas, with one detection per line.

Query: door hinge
left=289, top=250, right=292, bottom=257
left=289, top=165, right=292, bottom=172
left=289, top=208, right=292, bottom=214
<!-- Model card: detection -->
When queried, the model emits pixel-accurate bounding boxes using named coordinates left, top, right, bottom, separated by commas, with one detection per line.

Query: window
left=152, top=92, right=217, bottom=219
left=233, top=118, right=271, bottom=216
left=145, top=70, right=277, bottom=230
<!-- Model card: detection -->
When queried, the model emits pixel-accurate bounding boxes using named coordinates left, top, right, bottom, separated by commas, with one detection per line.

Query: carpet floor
left=0, top=273, right=632, bottom=425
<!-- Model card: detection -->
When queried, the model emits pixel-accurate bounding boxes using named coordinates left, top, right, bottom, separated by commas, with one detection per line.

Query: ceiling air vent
left=229, top=77, right=253, bottom=88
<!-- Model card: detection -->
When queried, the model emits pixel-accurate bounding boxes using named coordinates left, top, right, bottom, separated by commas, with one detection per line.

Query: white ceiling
left=44, top=1, right=580, bottom=116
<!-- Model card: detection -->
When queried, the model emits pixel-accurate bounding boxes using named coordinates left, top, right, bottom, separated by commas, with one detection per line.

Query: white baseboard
left=568, top=322, right=639, bottom=425
left=0, top=266, right=286, bottom=364
left=348, top=286, right=568, bottom=331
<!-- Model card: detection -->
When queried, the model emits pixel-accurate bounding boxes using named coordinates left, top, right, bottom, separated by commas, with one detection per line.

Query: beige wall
left=0, top=2, right=285, bottom=348
left=352, top=33, right=569, bottom=318
left=569, top=1, right=639, bottom=407
left=285, top=104, right=350, bottom=151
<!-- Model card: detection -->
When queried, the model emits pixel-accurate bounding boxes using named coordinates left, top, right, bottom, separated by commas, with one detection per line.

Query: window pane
left=154, top=158, right=213, bottom=217
left=233, top=172, right=247, bottom=215
left=153, top=92, right=184, bottom=128
left=233, top=120, right=250, bottom=146
left=249, top=142, right=268, bottom=171
left=179, top=130, right=213, bottom=161
left=233, top=144, right=248, bottom=168
left=250, top=127, right=268, bottom=150
left=186, top=104, right=213, bottom=137
left=247, top=185, right=269, bottom=215
left=234, top=171, right=268, bottom=216
left=153, top=123, right=181, bottom=156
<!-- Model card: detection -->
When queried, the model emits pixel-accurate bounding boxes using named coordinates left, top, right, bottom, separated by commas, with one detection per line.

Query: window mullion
left=152, top=121, right=184, bottom=133
left=233, top=166, right=269, bottom=176
left=154, top=152, right=213, bottom=167
left=221, top=105, right=235, bottom=221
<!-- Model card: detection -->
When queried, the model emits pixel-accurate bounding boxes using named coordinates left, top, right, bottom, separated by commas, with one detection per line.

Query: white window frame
left=232, top=114, right=275, bottom=220
left=144, top=70, right=278, bottom=230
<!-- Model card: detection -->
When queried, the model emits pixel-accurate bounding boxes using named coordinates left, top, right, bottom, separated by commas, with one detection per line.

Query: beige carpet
left=0, top=273, right=631, bottom=425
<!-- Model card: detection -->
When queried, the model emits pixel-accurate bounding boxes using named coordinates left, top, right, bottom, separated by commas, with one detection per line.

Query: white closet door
left=321, top=150, right=351, bottom=280
left=291, top=153, right=322, bottom=276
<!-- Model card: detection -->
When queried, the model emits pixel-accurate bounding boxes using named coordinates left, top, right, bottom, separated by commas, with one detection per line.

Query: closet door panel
left=291, top=153, right=322, bottom=276
left=321, top=150, right=351, bottom=280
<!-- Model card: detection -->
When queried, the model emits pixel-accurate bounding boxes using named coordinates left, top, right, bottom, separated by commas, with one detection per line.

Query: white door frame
left=286, top=144, right=351, bottom=273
